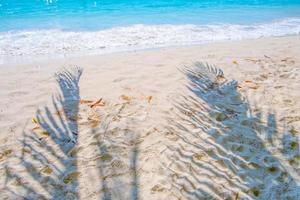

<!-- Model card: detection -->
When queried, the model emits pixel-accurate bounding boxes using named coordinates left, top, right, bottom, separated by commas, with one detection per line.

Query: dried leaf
left=251, top=188, right=260, bottom=197
left=32, top=117, right=38, bottom=124
left=3, top=149, right=12, bottom=156
left=232, top=60, right=238, bottom=65
left=216, top=75, right=225, bottom=82
left=0, top=150, right=12, bottom=161
left=248, top=84, right=259, bottom=89
left=41, top=166, right=53, bottom=175
left=68, top=147, right=82, bottom=157
left=99, top=154, right=112, bottom=161
left=55, top=109, right=65, bottom=117
left=193, top=153, right=204, bottom=161
left=215, top=113, right=227, bottom=122
left=290, top=128, right=298, bottom=135
left=90, top=98, right=105, bottom=108
left=80, top=99, right=94, bottom=104
left=88, top=112, right=101, bottom=127
left=244, top=80, right=259, bottom=90
left=22, top=147, right=31, bottom=154
left=89, top=119, right=101, bottom=128
left=249, top=85, right=259, bottom=90
left=40, top=131, right=50, bottom=137
left=235, top=192, right=239, bottom=200
left=12, top=178, right=23, bottom=186
left=63, top=172, right=81, bottom=184
left=151, top=185, right=165, bottom=193
left=121, top=95, right=131, bottom=101
left=32, top=126, right=40, bottom=130
left=147, top=96, right=153, bottom=103
left=268, top=166, right=278, bottom=173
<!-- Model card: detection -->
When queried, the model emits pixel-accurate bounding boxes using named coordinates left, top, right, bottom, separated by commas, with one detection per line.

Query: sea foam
left=0, top=18, right=300, bottom=63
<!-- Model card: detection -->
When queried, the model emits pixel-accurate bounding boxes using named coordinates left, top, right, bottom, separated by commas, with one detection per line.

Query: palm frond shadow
left=4, top=67, right=140, bottom=200
left=90, top=122, right=140, bottom=200
left=4, top=67, right=82, bottom=199
left=166, top=62, right=300, bottom=199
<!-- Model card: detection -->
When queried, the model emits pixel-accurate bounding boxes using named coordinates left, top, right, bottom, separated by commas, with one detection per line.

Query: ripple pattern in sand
left=161, top=63, right=300, bottom=199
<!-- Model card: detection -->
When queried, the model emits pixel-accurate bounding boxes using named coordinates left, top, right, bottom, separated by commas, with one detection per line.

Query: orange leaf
left=216, top=75, right=225, bottom=81
left=55, top=109, right=65, bottom=117
left=90, top=98, right=104, bottom=108
left=245, top=81, right=259, bottom=90
left=248, top=85, right=259, bottom=90
left=236, top=84, right=242, bottom=89
left=147, top=96, right=153, bottom=103
left=80, top=99, right=94, bottom=104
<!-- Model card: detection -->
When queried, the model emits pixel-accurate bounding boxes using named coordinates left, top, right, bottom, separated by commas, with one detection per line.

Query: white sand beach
left=0, top=36, right=300, bottom=199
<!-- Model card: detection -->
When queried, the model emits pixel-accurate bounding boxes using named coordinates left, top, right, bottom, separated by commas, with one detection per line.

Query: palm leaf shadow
left=89, top=106, right=140, bottom=200
left=4, top=67, right=82, bottom=199
left=3, top=66, right=140, bottom=200
left=166, top=62, right=300, bottom=199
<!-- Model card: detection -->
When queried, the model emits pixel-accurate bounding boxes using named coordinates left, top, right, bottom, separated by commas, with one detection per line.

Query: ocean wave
left=0, top=18, right=300, bottom=62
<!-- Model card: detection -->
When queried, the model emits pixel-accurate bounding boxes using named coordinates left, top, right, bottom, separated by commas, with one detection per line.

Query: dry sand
left=0, top=36, right=300, bottom=199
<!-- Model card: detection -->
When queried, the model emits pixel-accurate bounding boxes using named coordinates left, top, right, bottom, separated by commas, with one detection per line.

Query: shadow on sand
left=3, top=67, right=140, bottom=200
left=4, top=67, right=82, bottom=199
left=166, top=62, right=300, bottom=199
left=3, top=62, right=299, bottom=199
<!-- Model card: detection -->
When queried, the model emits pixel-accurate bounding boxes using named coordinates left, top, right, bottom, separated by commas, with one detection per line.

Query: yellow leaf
left=41, top=131, right=50, bottom=137
left=121, top=95, right=131, bottom=101
left=232, top=60, right=238, bottom=65
left=32, top=117, right=38, bottom=124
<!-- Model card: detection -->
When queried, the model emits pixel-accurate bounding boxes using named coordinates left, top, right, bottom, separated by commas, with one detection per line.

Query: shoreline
left=1, top=34, right=300, bottom=66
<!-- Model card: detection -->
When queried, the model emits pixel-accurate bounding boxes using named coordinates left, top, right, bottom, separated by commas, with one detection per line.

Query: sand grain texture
left=0, top=36, right=300, bottom=199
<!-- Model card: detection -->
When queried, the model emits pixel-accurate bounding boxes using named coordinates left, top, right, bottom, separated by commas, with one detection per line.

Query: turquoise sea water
left=1, top=0, right=300, bottom=62
left=1, top=0, right=300, bottom=31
